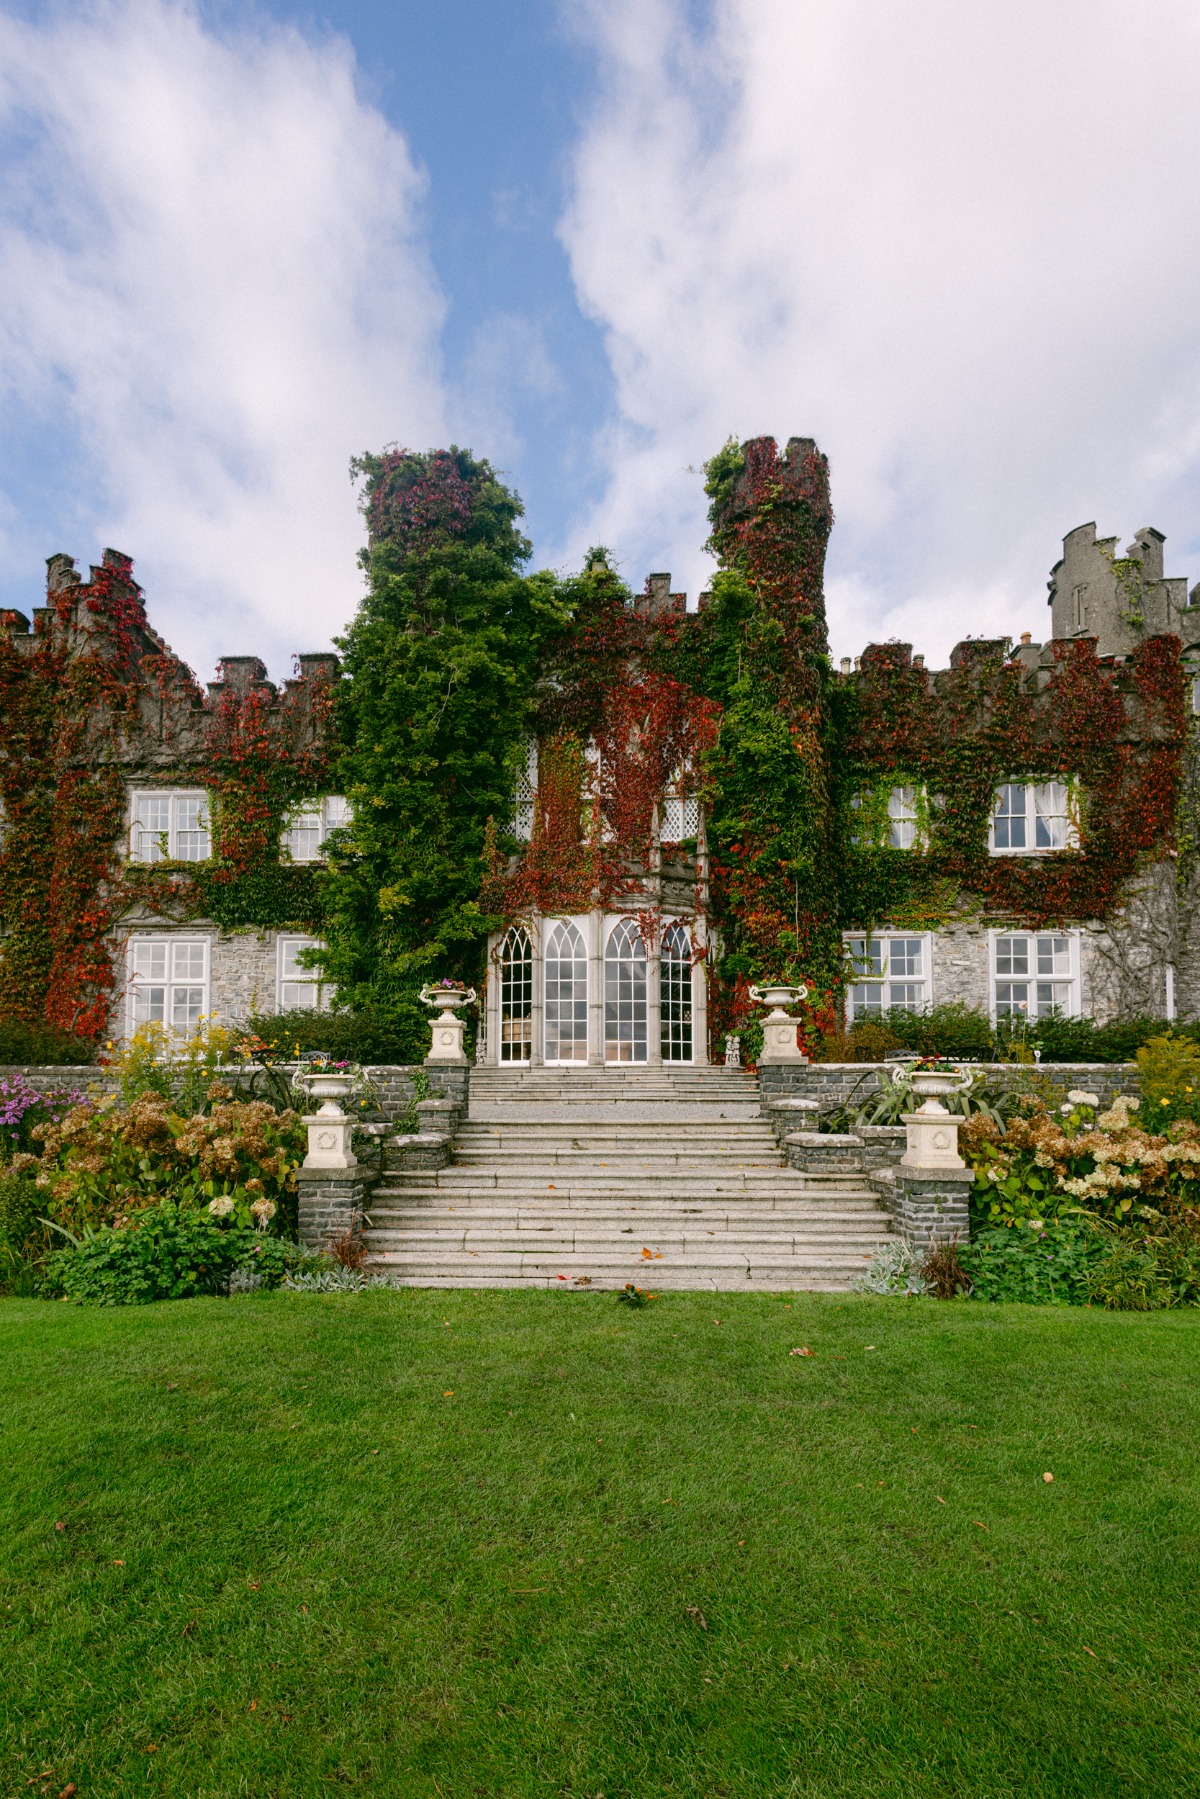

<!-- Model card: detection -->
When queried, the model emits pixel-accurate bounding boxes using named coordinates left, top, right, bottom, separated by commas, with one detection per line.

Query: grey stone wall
left=887, top=1168, right=974, bottom=1250
left=0, top=1061, right=470, bottom=1127
left=761, top=1060, right=1139, bottom=1118
left=922, top=914, right=1172, bottom=1025
left=297, top=1170, right=378, bottom=1250
left=0, top=1065, right=114, bottom=1098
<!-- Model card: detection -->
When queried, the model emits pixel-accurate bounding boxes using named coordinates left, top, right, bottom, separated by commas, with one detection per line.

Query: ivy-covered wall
left=0, top=433, right=1194, bottom=1052
left=0, top=551, right=337, bottom=1041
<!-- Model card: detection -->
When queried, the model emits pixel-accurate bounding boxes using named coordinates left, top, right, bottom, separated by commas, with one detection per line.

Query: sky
left=0, top=0, right=1199, bottom=683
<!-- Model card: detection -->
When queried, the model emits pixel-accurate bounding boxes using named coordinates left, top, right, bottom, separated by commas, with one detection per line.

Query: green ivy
left=319, top=447, right=572, bottom=1057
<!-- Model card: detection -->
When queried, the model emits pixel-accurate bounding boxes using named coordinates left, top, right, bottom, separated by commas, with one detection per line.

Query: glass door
left=499, top=926, right=533, bottom=1061
left=544, top=921, right=588, bottom=1063
left=660, top=921, right=693, bottom=1062
left=605, top=918, right=647, bottom=1063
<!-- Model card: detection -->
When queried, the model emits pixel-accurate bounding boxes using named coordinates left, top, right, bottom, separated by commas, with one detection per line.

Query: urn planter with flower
left=294, top=1064, right=358, bottom=1171
left=749, top=981, right=810, bottom=1065
left=890, top=1058, right=974, bottom=1169
left=419, top=981, right=478, bottom=1065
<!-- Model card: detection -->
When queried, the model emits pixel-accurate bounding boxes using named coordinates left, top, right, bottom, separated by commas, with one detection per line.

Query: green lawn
left=2, top=1291, right=1197, bottom=1798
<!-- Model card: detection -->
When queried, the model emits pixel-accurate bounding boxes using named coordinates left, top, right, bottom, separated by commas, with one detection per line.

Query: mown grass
left=1, top=1289, right=1197, bottom=1797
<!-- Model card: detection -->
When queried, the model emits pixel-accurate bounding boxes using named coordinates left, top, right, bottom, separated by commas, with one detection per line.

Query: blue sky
left=1, top=0, right=1200, bottom=682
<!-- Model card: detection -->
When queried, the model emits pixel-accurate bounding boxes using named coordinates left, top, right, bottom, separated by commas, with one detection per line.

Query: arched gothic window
left=661, top=922, right=693, bottom=1062
left=544, top=921, right=588, bottom=1063
left=499, top=926, right=533, bottom=1062
left=605, top=918, right=647, bottom=1063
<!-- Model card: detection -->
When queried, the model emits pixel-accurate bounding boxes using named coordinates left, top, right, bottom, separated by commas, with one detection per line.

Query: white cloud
left=559, top=0, right=1200, bottom=662
left=0, top=0, right=446, bottom=680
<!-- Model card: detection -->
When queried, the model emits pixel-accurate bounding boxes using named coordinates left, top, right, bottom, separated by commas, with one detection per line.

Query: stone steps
left=361, top=1066, right=893, bottom=1291
left=468, top=1068, right=760, bottom=1123
left=380, top=1166, right=872, bottom=1194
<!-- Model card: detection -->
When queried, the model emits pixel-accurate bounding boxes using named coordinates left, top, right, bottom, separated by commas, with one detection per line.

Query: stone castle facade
left=3, top=439, right=1199, bottom=1061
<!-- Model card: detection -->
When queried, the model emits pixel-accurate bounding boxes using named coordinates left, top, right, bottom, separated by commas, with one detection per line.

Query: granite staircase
left=363, top=1066, right=894, bottom=1292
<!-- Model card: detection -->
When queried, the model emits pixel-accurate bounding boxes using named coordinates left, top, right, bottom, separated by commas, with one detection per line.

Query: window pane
left=280, top=938, right=315, bottom=981
left=1036, top=936, right=1071, bottom=977
left=171, top=987, right=204, bottom=1030
left=887, top=786, right=918, bottom=849
left=1033, top=782, right=1070, bottom=850
left=285, top=805, right=322, bottom=862
left=887, top=983, right=923, bottom=1011
left=174, top=794, right=210, bottom=861
left=993, top=784, right=1027, bottom=850
left=995, top=937, right=1029, bottom=977
left=281, top=981, right=320, bottom=1011
left=323, top=795, right=352, bottom=832
left=132, top=795, right=170, bottom=863
left=847, top=938, right=884, bottom=977
left=661, top=797, right=685, bottom=842
left=995, top=983, right=1029, bottom=1016
left=850, top=983, right=884, bottom=1016
left=132, top=941, right=167, bottom=981
left=132, top=984, right=166, bottom=1023
left=890, top=938, right=923, bottom=976
left=1035, top=982, right=1072, bottom=1017
left=171, top=942, right=206, bottom=982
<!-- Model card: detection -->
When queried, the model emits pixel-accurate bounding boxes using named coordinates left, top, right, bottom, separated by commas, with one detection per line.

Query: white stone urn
left=894, top=1062, right=974, bottom=1170
left=419, top=982, right=477, bottom=1064
left=294, top=1068, right=358, bottom=1172
left=749, top=981, right=810, bottom=1065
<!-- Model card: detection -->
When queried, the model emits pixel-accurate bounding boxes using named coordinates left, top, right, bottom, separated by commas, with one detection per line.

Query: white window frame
left=281, top=795, right=352, bottom=863
left=988, top=930, right=1081, bottom=1021
left=128, top=789, right=211, bottom=863
left=849, top=784, right=928, bottom=852
left=276, top=935, right=332, bottom=1012
left=989, top=781, right=1078, bottom=855
left=125, top=934, right=211, bottom=1037
left=512, top=741, right=537, bottom=842
left=843, top=932, right=933, bottom=1021
left=660, top=793, right=700, bottom=843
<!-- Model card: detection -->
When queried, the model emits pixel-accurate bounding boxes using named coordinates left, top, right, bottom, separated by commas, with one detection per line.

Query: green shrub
left=43, top=1201, right=304, bottom=1305
left=0, top=1018, right=98, bottom=1066
left=1086, top=1229, right=1200, bottom=1310
left=960, top=1220, right=1109, bottom=1305
left=239, top=1008, right=419, bottom=1066
left=875, top=1003, right=997, bottom=1062
left=827, top=1007, right=1170, bottom=1067
left=0, top=1171, right=46, bottom=1291
left=1135, top=1034, right=1200, bottom=1127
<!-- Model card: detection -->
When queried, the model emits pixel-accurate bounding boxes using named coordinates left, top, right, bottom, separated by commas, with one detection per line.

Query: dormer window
left=282, top=796, right=352, bottom=863
left=989, top=782, right=1077, bottom=855
left=129, top=790, right=211, bottom=863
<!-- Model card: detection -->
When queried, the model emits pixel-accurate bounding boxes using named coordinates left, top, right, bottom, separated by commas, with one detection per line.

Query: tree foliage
left=319, top=448, right=571, bottom=1056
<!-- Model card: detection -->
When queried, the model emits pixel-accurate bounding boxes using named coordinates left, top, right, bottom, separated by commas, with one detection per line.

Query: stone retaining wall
left=760, top=1060, right=1139, bottom=1115
left=0, top=1061, right=471, bottom=1126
